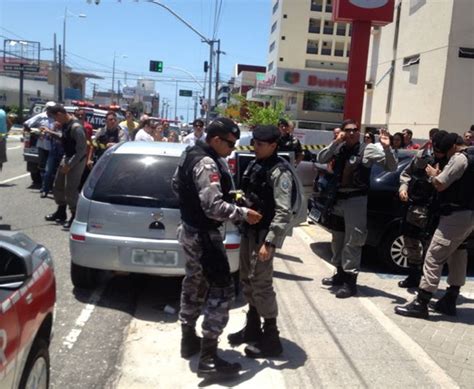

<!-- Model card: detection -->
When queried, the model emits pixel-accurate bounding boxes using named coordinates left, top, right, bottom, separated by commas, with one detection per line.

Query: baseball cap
left=206, top=117, right=240, bottom=139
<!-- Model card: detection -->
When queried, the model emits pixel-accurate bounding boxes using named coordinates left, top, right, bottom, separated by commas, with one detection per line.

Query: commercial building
left=363, top=0, right=474, bottom=137
left=255, top=0, right=351, bottom=132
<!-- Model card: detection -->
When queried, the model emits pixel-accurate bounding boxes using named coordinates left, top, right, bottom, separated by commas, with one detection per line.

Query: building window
left=348, top=25, right=352, bottom=37
left=323, top=21, right=334, bottom=35
left=281, top=36, right=286, bottom=40
left=271, top=21, right=277, bottom=33
left=403, top=54, right=420, bottom=84
left=280, top=57, right=284, bottom=62
left=306, top=39, right=319, bottom=55
left=409, top=0, right=426, bottom=15
left=325, top=0, right=333, bottom=13
left=321, top=41, right=332, bottom=56
left=346, top=49, right=350, bottom=57
left=336, top=23, right=346, bottom=36
left=272, top=0, right=279, bottom=14
left=309, top=18, right=321, bottom=34
left=459, top=47, right=474, bottom=59
left=311, top=0, right=323, bottom=12
left=269, top=41, right=275, bottom=52
left=283, top=14, right=287, bottom=18
left=334, top=41, right=344, bottom=57
left=268, top=61, right=274, bottom=71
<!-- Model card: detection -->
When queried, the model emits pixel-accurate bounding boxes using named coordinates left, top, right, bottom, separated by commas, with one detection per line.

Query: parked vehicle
left=0, top=231, right=56, bottom=389
left=308, top=149, right=474, bottom=271
left=69, top=141, right=241, bottom=289
left=22, top=105, right=124, bottom=185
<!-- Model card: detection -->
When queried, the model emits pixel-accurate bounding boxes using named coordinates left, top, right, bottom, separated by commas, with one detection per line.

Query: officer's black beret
left=253, top=125, right=280, bottom=143
left=278, top=118, right=289, bottom=126
left=432, top=130, right=458, bottom=153
left=206, top=117, right=240, bottom=139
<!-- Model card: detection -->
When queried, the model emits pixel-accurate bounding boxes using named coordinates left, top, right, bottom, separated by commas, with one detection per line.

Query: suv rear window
left=88, top=154, right=179, bottom=208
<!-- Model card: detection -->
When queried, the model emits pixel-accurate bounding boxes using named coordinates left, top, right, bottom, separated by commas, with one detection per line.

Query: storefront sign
left=276, top=68, right=347, bottom=93
left=333, top=0, right=394, bottom=25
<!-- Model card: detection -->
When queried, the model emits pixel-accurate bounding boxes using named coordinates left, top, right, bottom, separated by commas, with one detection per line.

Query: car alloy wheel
left=390, top=235, right=409, bottom=269
left=25, top=355, right=48, bottom=389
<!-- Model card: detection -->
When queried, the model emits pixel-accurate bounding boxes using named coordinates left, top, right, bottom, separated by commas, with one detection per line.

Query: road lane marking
left=0, top=173, right=30, bottom=184
left=7, top=146, right=21, bottom=150
left=295, top=226, right=460, bottom=388
left=62, top=284, right=106, bottom=350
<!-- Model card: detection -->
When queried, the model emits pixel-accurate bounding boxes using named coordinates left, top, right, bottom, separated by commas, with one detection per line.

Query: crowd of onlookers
left=361, top=126, right=474, bottom=150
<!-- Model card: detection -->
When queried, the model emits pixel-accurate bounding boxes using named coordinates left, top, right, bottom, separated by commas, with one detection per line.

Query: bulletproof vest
left=332, top=142, right=370, bottom=191
left=439, top=147, right=474, bottom=210
left=62, top=119, right=81, bottom=158
left=407, top=150, right=436, bottom=204
left=177, top=141, right=233, bottom=229
left=241, top=153, right=281, bottom=230
left=278, top=134, right=299, bottom=152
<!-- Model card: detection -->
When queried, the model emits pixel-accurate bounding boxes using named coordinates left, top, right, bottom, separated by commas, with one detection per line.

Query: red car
left=0, top=231, right=56, bottom=388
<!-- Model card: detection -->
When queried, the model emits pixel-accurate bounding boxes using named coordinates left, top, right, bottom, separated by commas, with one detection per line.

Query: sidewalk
left=112, top=224, right=472, bottom=388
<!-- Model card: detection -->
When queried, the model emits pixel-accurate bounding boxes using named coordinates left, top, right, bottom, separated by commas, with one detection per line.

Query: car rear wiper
left=94, top=194, right=162, bottom=207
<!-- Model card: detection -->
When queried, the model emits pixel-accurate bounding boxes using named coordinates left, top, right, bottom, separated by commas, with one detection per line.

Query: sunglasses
left=219, top=137, right=236, bottom=148
left=195, top=124, right=204, bottom=128
left=345, top=127, right=359, bottom=133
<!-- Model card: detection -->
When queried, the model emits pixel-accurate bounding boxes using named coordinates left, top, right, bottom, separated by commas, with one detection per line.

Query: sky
left=0, top=0, right=271, bottom=120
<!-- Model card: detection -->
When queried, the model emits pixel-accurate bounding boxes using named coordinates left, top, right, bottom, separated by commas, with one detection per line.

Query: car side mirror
left=0, top=247, right=30, bottom=290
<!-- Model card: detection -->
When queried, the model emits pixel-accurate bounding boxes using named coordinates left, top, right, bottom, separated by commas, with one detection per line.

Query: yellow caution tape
left=235, top=144, right=327, bottom=151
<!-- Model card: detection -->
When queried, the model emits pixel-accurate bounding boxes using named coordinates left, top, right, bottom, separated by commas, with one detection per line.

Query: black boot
left=180, top=324, right=201, bottom=358
left=395, top=289, right=432, bottom=319
left=227, top=305, right=262, bottom=345
left=197, top=338, right=241, bottom=379
left=244, top=318, right=283, bottom=358
left=335, top=272, right=357, bottom=299
left=45, top=205, right=67, bottom=223
left=398, top=266, right=422, bottom=288
left=429, top=286, right=460, bottom=316
left=322, top=266, right=344, bottom=286
left=63, top=211, right=75, bottom=229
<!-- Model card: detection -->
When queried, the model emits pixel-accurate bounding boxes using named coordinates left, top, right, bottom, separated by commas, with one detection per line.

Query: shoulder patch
left=280, top=176, right=291, bottom=191
left=209, top=172, right=220, bottom=182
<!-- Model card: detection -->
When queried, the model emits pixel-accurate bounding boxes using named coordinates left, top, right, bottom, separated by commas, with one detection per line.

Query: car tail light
left=24, top=133, right=30, bottom=148
left=225, top=243, right=240, bottom=250
left=71, top=234, right=86, bottom=242
left=228, top=158, right=236, bottom=175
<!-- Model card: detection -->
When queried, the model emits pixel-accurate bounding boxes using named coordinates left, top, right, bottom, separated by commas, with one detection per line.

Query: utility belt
left=336, top=190, right=367, bottom=200
left=197, top=228, right=231, bottom=288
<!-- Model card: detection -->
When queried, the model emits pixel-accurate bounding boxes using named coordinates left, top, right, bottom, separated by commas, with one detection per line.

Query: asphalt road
left=0, top=137, right=184, bottom=388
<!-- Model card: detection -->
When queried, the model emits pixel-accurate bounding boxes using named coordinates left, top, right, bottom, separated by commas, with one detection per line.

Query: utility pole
left=53, top=33, right=58, bottom=101
left=58, top=45, right=63, bottom=102
left=214, top=39, right=220, bottom=108
left=193, top=94, right=198, bottom=121
left=174, top=79, right=178, bottom=121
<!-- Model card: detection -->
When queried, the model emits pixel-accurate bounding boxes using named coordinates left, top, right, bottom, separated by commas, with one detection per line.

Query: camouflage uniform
left=239, top=163, right=293, bottom=319
left=173, top=153, right=247, bottom=339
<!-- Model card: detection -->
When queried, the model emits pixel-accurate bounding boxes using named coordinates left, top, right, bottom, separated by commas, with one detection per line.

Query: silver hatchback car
left=69, top=141, right=241, bottom=289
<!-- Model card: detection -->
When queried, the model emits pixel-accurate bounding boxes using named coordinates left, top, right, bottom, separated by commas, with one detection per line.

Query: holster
left=198, top=229, right=231, bottom=287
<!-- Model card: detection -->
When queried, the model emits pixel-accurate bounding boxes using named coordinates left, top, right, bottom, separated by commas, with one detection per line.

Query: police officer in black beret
left=228, top=125, right=296, bottom=358
left=277, top=118, right=304, bottom=166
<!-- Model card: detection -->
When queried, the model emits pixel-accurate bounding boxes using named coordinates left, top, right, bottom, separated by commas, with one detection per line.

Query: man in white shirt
left=183, top=118, right=206, bottom=146
left=134, top=119, right=156, bottom=142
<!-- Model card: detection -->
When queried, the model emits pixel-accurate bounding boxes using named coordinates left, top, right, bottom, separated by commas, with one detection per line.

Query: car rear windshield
left=89, top=154, right=179, bottom=208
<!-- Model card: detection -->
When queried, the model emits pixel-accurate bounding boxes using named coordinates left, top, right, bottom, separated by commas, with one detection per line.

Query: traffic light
left=203, top=61, right=209, bottom=73
left=149, top=60, right=163, bottom=73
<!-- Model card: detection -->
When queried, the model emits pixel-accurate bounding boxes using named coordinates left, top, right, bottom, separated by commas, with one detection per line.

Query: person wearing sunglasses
left=172, top=117, right=262, bottom=379
left=183, top=118, right=206, bottom=146
left=317, top=119, right=398, bottom=298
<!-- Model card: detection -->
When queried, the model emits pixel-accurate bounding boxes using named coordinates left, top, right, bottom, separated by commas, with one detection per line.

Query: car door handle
left=25, top=293, right=33, bottom=305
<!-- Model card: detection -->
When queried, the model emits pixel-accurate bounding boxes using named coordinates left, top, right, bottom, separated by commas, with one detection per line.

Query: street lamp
left=146, top=0, right=218, bottom=124
left=112, top=52, right=127, bottom=104
left=63, top=7, right=87, bottom=65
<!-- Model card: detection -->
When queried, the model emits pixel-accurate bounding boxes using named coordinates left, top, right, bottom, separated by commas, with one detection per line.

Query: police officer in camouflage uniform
left=398, top=128, right=441, bottom=288
left=277, top=118, right=304, bottom=165
left=318, top=119, right=398, bottom=298
left=228, top=125, right=294, bottom=359
left=395, top=132, right=474, bottom=319
left=172, top=117, right=262, bottom=379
